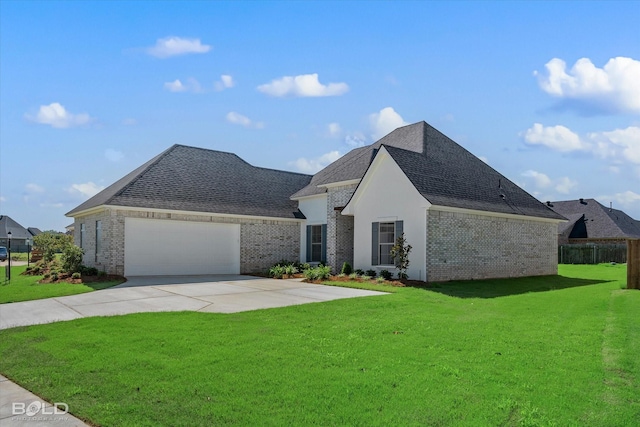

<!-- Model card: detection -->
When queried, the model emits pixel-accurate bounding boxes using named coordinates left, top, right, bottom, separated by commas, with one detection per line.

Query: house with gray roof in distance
left=0, top=215, right=39, bottom=252
left=66, top=121, right=565, bottom=281
left=547, top=198, right=640, bottom=245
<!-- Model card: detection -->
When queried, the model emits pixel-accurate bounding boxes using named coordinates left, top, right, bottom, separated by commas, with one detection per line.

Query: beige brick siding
left=426, top=209, right=558, bottom=282
left=74, top=208, right=301, bottom=276
left=326, top=184, right=357, bottom=272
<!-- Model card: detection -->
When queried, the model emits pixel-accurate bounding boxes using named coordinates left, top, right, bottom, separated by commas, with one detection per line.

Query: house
left=0, top=215, right=37, bottom=251
left=66, top=121, right=565, bottom=280
left=547, top=198, right=640, bottom=244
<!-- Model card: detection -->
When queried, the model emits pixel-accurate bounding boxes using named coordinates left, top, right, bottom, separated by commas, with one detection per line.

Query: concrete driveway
left=0, top=275, right=387, bottom=330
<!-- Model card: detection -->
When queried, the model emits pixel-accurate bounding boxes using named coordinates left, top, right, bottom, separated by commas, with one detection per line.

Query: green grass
left=0, top=266, right=123, bottom=303
left=0, top=264, right=638, bottom=426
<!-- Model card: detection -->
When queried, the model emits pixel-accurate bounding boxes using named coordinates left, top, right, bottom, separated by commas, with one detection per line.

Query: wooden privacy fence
left=629, top=239, right=639, bottom=290
left=558, top=244, right=627, bottom=264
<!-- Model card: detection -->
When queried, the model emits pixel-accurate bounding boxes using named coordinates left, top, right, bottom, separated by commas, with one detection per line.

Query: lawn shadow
left=414, top=275, right=612, bottom=299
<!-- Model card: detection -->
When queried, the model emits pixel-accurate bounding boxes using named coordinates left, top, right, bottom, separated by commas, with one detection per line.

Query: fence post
left=628, top=239, right=640, bottom=290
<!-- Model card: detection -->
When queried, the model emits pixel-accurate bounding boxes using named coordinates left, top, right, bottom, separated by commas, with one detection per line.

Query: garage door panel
left=125, top=218, right=240, bottom=276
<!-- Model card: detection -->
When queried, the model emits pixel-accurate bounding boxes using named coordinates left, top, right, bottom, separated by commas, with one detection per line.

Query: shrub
left=50, top=272, right=59, bottom=281
left=43, top=273, right=50, bottom=279
left=71, top=272, right=81, bottom=279
left=79, top=266, right=99, bottom=276
left=341, top=262, right=353, bottom=275
left=304, top=265, right=332, bottom=281
left=366, top=269, right=377, bottom=278
left=31, top=266, right=42, bottom=275
left=269, top=265, right=285, bottom=279
left=98, top=270, right=107, bottom=278
left=283, top=264, right=298, bottom=277
left=376, top=277, right=385, bottom=284
left=299, top=263, right=311, bottom=272
left=380, top=270, right=393, bottom=280
left=361, top=275, right=372, bottom=281
left=349, top=273, right=359, bottom=280
left=354, top=269, right=365, bottom=276
left=61, top=245, right=84, bottom=274
left=34, top=231, right=73, bottom=263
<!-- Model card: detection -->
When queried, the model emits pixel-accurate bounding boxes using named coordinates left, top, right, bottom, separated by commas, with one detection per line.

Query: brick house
left=66, top=121, right=565, bottom=281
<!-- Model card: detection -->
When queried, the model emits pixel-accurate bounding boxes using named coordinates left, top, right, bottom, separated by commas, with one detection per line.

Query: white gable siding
left=344, top=148, right=430, bottom=280
left=298, top=194, right=328, bottom=262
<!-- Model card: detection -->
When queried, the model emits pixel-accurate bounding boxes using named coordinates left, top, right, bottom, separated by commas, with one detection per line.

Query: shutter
left=306, top=225, right=312, bottom=262
left=395, top=220, right=403, bottom=239
left=321, top=224, right=327, bottom=264
left=371, top=222, right=379, bottom=265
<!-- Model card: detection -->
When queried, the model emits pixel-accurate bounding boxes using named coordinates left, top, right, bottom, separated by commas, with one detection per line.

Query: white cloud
left=147, top=36, right=211, bottom=58
left=0, top=196, right=6, bottom=202
left=369, top=107, right=408, bottom=140
left=345, top=132, right=366, bottom=148
left=535, top=57, right=640, bottom=114
left=257, top=73, right=349, bottom=97
left=588, top=126, right=640, bottom=164
left=25, top=183, right=45, bottom=193
left=554, top=177, right=578, bottom=194
left=599, top=191, right=640, bottom=215
left=105, top=149, right=124, bottom=162
left=521, top=170, right=578, bottom=195
left=164, top=78, right=202, bottom=93
left=327, top=122, right=342, bottom=138
left=225, top=112, right=264, bottom=129
left=290, top=151, right=342, bottom=174
left=164, top=79, right=187, bottom=92
left=26, top=103, right=92, bottom=129
left=522, top=123, right=589, bottom=152
left=68, top=182, right=105, bottom=199
left=521, top=170, right=552, bottom=188
left=214, top=74, right=235, bottom=91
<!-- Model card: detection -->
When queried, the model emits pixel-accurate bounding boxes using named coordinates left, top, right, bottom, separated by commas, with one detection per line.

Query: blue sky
left=1, top=0, right=639, bottom=231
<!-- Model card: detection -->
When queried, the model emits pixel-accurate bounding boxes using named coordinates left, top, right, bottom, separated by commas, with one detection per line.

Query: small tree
left=390, top=233, right=412, bottom=280
left=34, top=231, right=73, bottom=263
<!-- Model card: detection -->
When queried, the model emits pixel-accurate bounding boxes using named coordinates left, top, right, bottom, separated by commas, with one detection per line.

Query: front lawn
left=0, top=264, right=638, bottom=426
left=0, top=266, right=124, bottom=303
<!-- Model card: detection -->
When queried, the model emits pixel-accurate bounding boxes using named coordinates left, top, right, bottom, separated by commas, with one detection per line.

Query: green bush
left=283, top=264, right=298, bottom=276
left=50, top=272, right=59, bottom=281
left=341, top=262, right=352, bottom=275
left=61, top=245, right=84, bottom=274
left=366, top=269, right=377, bottom=278
left=361, top=275, right=372, bottom=281
left=71, top=272, right=81, bottom=279
left=348, top=273, right=359, bottom=280
left=380, top=270, right=393, bottom=280
left=79, top=266, right=99, bottom=276
left=98, top=271, right=107, bottom=278
left=303, top=265, right=332, bottom=281
left=269, top=265, right=285, bottom=279
left=354, top=269, right=365, bottom=276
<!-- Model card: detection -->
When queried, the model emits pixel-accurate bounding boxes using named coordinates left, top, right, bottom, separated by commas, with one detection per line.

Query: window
left=79, top=224, right=85, bottom=249
left=306, top=224, right=327, bottom=263
left=371, top=220, right=403, bottom=266
left=95, top=220, right=102, bottom=262
left=378, top=222, right=395, bottom=265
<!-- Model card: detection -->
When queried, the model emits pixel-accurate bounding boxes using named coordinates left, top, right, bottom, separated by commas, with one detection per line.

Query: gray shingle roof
left=0, top=215, right=33, bottom=240
left=296, top=121, right=564, bottom=220
left=291, top=122, right=429, bottom=198
left=66, top=145, right=312, bottom=219
left=549, top=198, right=640, bottom=239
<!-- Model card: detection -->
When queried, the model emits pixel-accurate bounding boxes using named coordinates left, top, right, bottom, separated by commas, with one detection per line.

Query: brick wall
left=74, top=208, right=301, bottom=276
left=326, top=184, right=357, bottom=272
left=426, top=209, right=558, bottom=282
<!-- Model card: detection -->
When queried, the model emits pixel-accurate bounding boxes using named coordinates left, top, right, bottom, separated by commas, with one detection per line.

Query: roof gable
left=67, top=145, right=312, bottom=219
left=0, top=215, right=33, bottom=239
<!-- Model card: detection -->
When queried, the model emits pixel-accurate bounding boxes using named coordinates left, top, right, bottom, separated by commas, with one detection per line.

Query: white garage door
left=124, top=218, right=240, bottom=276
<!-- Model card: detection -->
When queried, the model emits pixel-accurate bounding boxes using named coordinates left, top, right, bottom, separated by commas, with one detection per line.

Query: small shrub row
left=269, top=264, right=299, bottom=279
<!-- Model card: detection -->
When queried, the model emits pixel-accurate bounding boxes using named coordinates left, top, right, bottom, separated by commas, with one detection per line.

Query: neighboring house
left=0, top=215, right=36, bottom=251
left=65, top=223, right=75, bottom=237
left=548, top=198, right=640, bottom=244
left=67, top=121, right=565, bottom=281
left=27, top=227, right=42, bottom=237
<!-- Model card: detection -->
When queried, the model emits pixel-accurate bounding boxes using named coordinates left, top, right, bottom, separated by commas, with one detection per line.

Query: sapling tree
left=390, top=233, right=412, bottom=280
